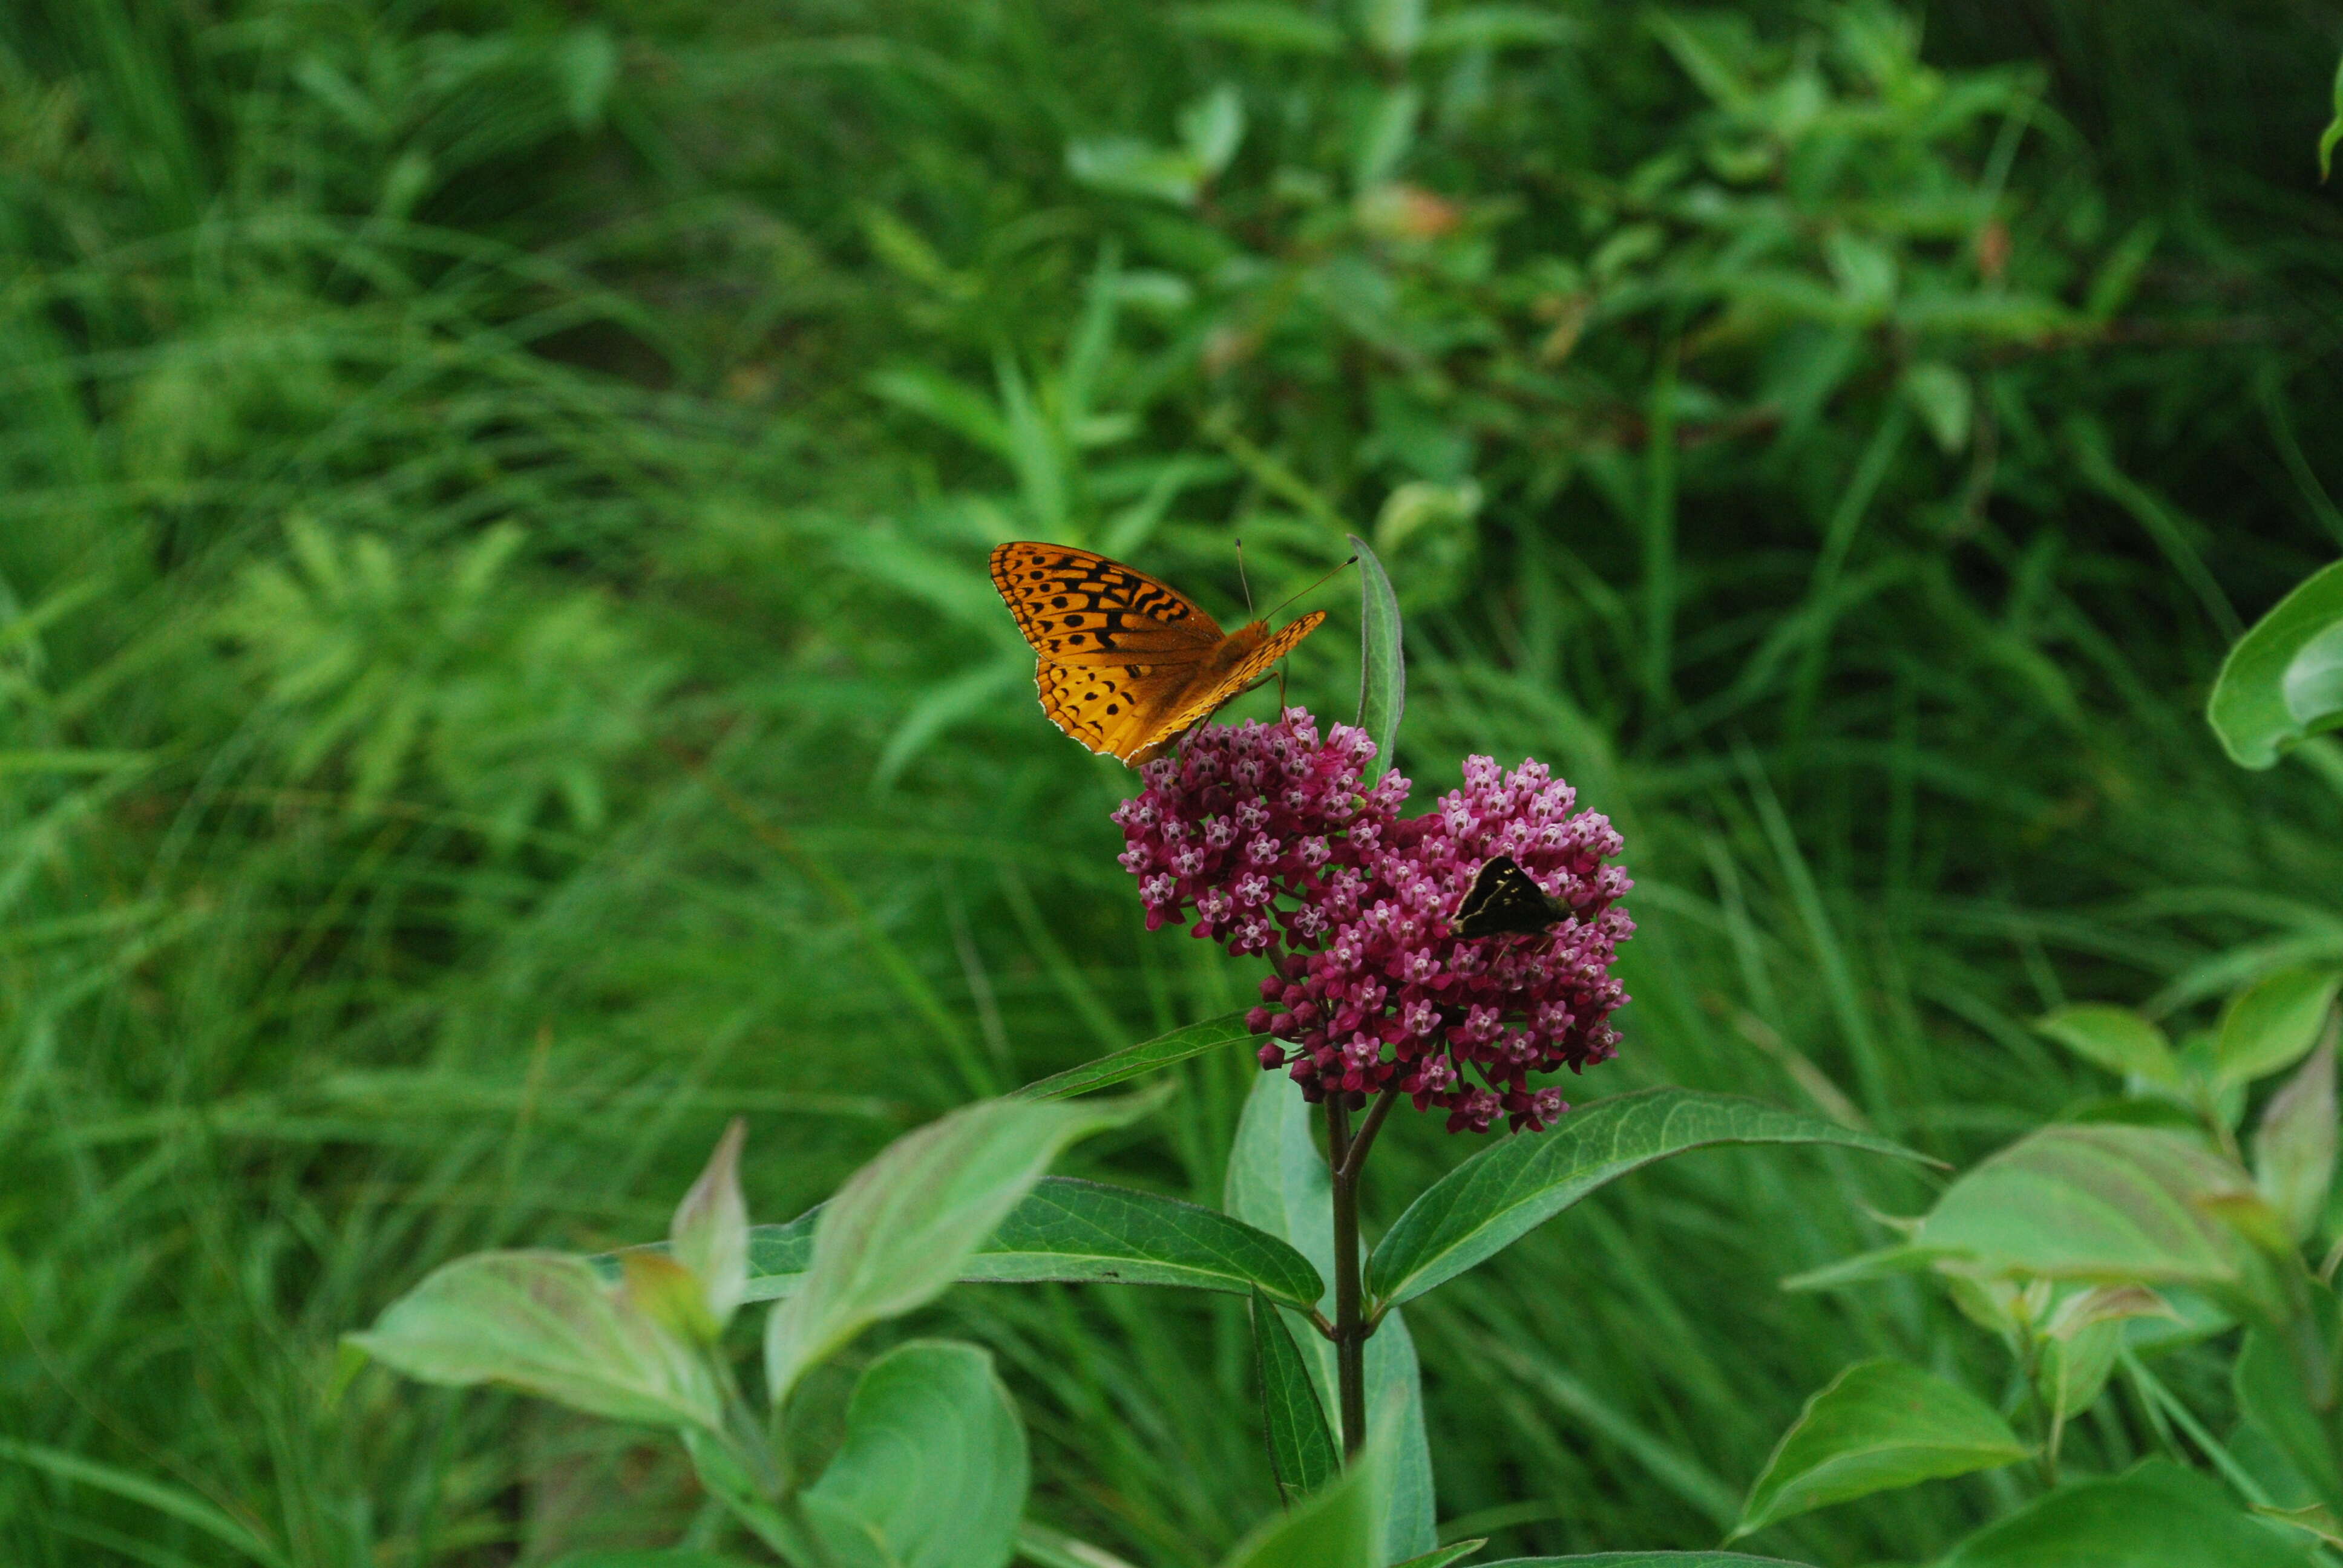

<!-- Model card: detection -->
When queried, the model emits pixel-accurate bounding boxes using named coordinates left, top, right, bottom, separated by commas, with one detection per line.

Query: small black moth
left=1452, top=854, right=1570, bottom=939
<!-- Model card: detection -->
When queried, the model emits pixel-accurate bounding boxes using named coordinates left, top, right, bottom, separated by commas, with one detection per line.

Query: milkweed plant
left=353, top=540, right=2343, bottom=1567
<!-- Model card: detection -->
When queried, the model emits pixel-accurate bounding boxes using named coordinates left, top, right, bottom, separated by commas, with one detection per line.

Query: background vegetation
left=5, top=0, right=2343, bottom=1563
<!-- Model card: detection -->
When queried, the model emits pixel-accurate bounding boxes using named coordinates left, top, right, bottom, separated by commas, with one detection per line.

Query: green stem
left=1327, top=1097, right=1366, bottom=1457
left=1326, top=1085, right=1403, bottom=1457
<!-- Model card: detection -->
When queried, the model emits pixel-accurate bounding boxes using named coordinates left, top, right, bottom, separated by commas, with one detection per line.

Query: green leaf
left=0, top=1438, right=293, bottom=1568
left=1067, top=137, right=1205, bottom=206
left=1779, top=1243, right=1951, bottom=1293
left=1179, top=85, right=1245, bottom=177
left=2207, top=558, right=2343, bottom=768
left=2255, top=1041, right=2338, bottom=1242
left=1730, top=1359, right=2028, bottom=1538
left=762, top=1091, right=1159, bottom=1403
left=2322, top=51, right=2343, bottom=179
left=1013, top=1010, right=1256, bottom=1101
left=2235, top=1307, right=2343, bottom=1513
left=1916, top=1124, right=2256, bottom=1287
left=1479, top=1558, right=1817, bottom=1566
left=802, top=1341, right=1027, bottom=1568
left=2256, top=1503, right=2343, bottom=1549
left=349, top=1252, right=721, bottom=1431
left=1224, top=1073, right=1437, bottom=1561
left=1349, top=532, right=1404, bottom=777
left=1418, top=7, right=1575, bottom=53
left=1217, top=1415, right=1388, bottom=1568
left=549, top=1553, right=762, bottom=1568
left=2216, top=967, right=2341, bottom=1085
left=1938, top=1459, right=2311, bottom=1566
left=1898, top=361, right=1971, bottom=454
left=1390, top=1545, right=1488, bottom=1568
left=1176, top=3, right=1345, bottom=54
left=1251, top=1290, right=1339, bottom=1500
left=715, top=1176, right=1324, bottom=1311
left=2034, top=1005, right=2181, bottom=1086
left=1359, top=0, right=1424, bottom=60
left=668, top=1117, right=748, bottom=1336
left=1368, top=1089, right=1933, bottom=1310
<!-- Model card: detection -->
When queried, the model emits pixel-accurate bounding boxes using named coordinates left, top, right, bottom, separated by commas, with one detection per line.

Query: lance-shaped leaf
left=2234, top=1302, right=2343, bottom=1514
left=703, top=1177, right=1325, bottom=1312
left=1349, top=532, right=1404, bottom=778
left=1217, top=1414, right=1389, bottom=1568
left=1471, top=1547, right=1818, bottom=1556
left=1013, top=1011, right=1255, bottom=1102
left=1368, top=1089, right=1933, bottom=1310
left=1939, top=1459, right=2312, bottom=1566
left=1389, top=1545, right=1486, bottom=1568
left=802, top=1340, right=1027, bottom=1568
left=1731, top=1359, right=2029, bottom=1538
left=1251, top=1290, right=1338, bottom=1501
left=668, top=1117, right=748, bottom=1338
left=349, top=1252, right=721, bottom=1431
left=2035, top=1005, right=2180, bottom=1086
left=2207, top=557, right=2343, bottom=768
left=763, top=1090, right=1159, bottom=1403
left=1224, top=1072, right=1438, bottom=1560
left=1915, top=1123, right=2257, bottom=1286
left=2256, top=1040, right=2338, bottom=1242
left=549, top=1552, right=762, bottom=1567
left=2217, top=968, right=2341, bottom=1086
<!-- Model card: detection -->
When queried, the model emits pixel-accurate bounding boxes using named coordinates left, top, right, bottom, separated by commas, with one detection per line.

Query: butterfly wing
left=991, top=542, right=1227, bottom=659
left=1454, top=855, right=1569, bottom=938
left=1122, top=610, right=1327, bottom=765
left=991, top=541, right=1228, bottom=762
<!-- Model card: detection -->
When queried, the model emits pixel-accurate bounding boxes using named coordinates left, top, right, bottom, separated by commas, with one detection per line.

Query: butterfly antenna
left=1234, top=536, right=1256, bottom=616
left=1263, top=553, right=1360, bottom=620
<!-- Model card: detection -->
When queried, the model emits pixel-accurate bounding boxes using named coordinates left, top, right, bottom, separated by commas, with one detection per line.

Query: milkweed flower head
left=1113, top=708, right=1634, bottom=1132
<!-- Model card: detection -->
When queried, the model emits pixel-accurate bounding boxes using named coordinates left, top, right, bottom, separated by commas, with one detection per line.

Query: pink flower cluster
left=1113, top=709, right=1634, bottom=1133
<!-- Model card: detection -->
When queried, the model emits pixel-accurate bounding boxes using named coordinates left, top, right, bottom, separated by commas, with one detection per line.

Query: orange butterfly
left=990, top=541, right=1326, bottom=766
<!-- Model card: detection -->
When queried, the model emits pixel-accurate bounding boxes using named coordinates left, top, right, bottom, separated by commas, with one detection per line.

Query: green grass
left=5, top=1, right=2343, bottom=1564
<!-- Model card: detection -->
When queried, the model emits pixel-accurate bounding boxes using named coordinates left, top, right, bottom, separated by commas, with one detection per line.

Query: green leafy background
left=4, top=1, right=2342, bottom=1565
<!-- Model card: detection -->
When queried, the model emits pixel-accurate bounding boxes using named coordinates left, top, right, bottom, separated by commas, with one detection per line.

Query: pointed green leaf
left=2207, top=558, right=2343, bottom=768
left=1390, top=1545, right=1487, bottom=1568
left=1349, top=532, right=1404, bottom=778
left=2216, top=967, right=2340, bottom=1086
left=696, top=1176, right=1324, bottom=1312
left=1480, top=1557, right=1816, bottom=1566
left=669, top=1117, right=748, bottom=1334
left=0, top=1439, right=293, bottom=1568
left=1916, top=1124, right=2256, bottom=1286
left=1251, top=1290, right=1339, bottom=1500
left=1369, top=1089, right=1934, bottom=1310
left=1731, top=1359, right=2028, bottom=1538
left=1014, top=1011, right=1255, bottom=1101
left=1225, top=1073, right=1437, bottom=1560
left=1176, top=3, right=1346, bottom=54
left=2235, top=1304, right=2343, bottom=1514
left=802, top=1341, right=1027, bottom=1568
left=763, top=1091, right=1159, bottom=1402
left=1780, top=1243, right=1951, bottom=1293
left=349, top=1252, right=721, bottom=1431
left=1939, top=1459, right=2312, bottom=1566
left=2034, top=1005, right=2181, bottom=1086
left=2323, top=50, right=2343, bottom=180
left=549, top=1552, right=763, bottom=1567
left=2256, top=1042, right=2338, bottom=1241
left=1217, top=1416, right=1388, bottom=1568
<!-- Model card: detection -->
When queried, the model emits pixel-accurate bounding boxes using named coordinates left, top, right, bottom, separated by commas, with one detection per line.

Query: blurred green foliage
left=4, top=1, right=2343, bottom=1565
